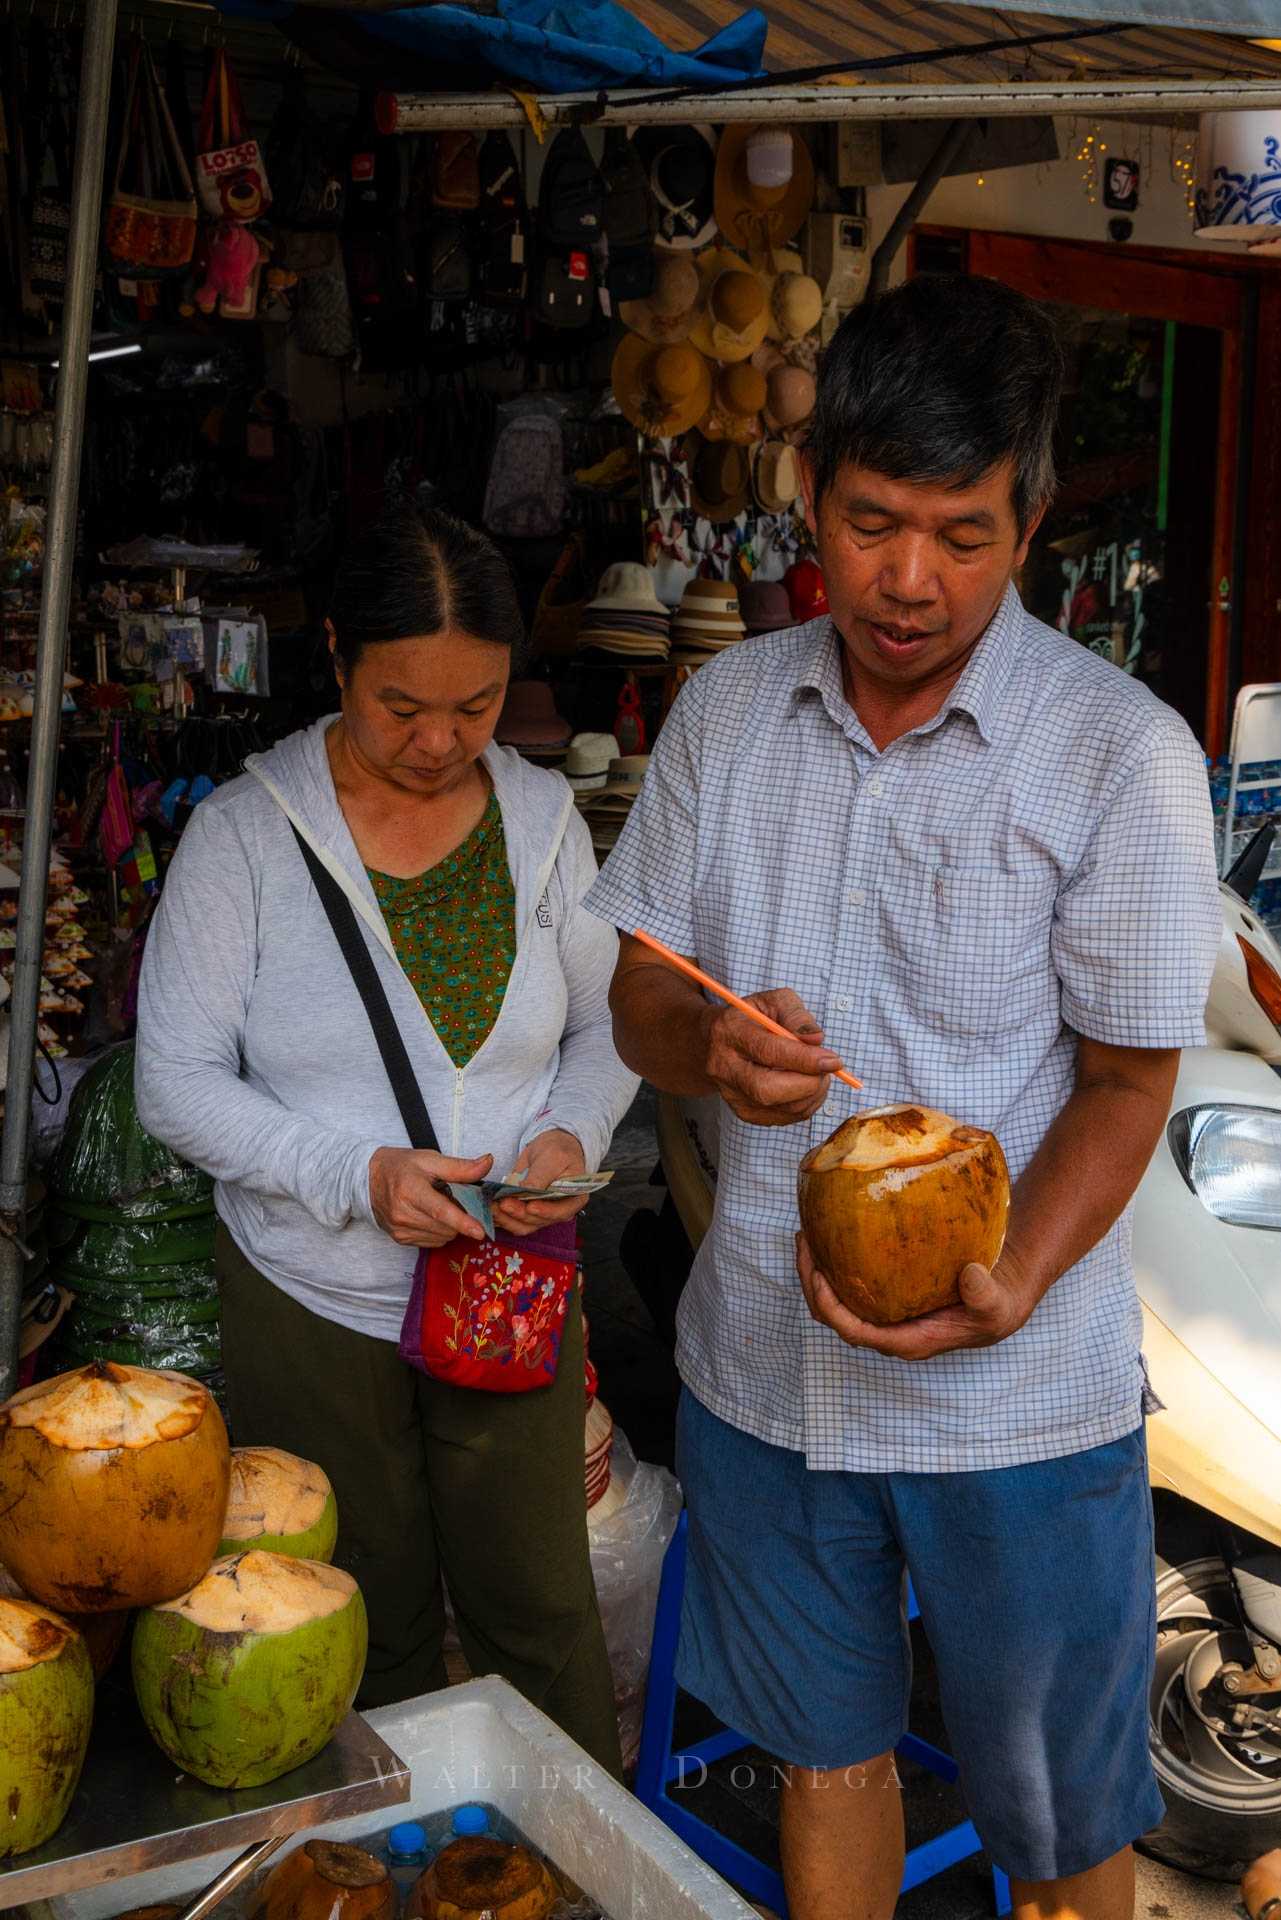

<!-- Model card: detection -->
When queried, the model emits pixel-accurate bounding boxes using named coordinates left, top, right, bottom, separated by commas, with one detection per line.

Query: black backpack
left=539, top=128, right=605, bottom=250
left=476, top=131, right=527, bottom=306
left=534, top=244, right=594, bottom=329
left=266, top=75, right=345, bottom=230
left=424, top=214, right=473, bottom=302
left=599, top=128, right=654, bottom=303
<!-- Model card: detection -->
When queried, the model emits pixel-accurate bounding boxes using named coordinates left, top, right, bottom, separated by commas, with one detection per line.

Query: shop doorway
left=910, top=226, right=1256, bottom=754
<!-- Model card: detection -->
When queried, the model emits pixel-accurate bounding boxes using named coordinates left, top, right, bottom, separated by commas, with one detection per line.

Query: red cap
left=784, top=558, right=829, bottom=623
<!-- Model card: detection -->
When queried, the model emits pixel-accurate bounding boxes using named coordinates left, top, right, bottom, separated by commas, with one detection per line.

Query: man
left=585, top=275, right=1221, bottom=1920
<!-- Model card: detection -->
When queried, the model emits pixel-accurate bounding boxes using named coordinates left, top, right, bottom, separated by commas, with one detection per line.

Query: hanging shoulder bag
left=195, top=49, right=271, bottom=222
left=104, top=43, right=198, bottom=276
left=291, top=827, right=577, bottom=1393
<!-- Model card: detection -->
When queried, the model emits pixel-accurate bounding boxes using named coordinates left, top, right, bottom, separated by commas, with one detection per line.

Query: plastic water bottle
left=382, top=1822, right=429, bottom=1902
left=451, top=1806, right=489, bottom=1838
left=420, top=1804, right=498, bottom=1857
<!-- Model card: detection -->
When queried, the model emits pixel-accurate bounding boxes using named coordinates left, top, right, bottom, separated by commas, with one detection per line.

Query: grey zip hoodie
left=134, top=716, right=639, bottom=1343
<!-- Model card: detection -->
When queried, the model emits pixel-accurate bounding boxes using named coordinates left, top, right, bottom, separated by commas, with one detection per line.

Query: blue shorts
left=675, top=1390, right=1163, bottom=1882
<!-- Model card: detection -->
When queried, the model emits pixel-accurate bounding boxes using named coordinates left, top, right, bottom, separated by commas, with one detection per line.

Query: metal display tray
left=0, top=1670, right=410, bottom=1910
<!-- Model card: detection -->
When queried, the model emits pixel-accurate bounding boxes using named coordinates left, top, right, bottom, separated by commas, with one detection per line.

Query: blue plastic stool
left=636, top=1511, right=1012, bottom=1918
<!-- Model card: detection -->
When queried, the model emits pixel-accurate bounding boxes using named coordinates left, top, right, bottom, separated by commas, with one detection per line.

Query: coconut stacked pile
left=45, top=1043, right=223, bottom=1397
left=0, top=1363, right=364, bottom=1860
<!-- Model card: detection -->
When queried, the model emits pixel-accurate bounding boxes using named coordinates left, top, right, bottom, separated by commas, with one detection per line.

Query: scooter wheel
left=1143, top=1553, right=1281, bottom=1880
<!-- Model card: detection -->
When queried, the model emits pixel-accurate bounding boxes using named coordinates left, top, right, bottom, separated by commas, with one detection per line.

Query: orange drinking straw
left=632, top=927, right=863, bottom=1091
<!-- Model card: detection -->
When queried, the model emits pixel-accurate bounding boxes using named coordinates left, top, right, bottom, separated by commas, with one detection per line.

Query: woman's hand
left=492, top=1129, right=589, bottom=1238
left=369, top=1147, right=493, bottom=1248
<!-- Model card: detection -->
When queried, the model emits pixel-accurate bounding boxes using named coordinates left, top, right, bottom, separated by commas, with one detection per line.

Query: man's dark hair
left=806, top=275, right=1065, bottom=535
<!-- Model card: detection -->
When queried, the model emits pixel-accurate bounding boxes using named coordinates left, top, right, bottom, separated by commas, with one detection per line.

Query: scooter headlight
left=1169, top=1105, right=1281, bottom=1229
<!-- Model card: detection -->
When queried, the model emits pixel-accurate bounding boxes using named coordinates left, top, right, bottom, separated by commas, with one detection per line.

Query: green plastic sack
left=57, top=1258, right=218, bottom=1304
left=51, top=1214, right=217, bottom=1277
left=69, top=1294, right=222, bottom=1335
left=49, top=1044, right=213, bottom=1220
left=57, top=1325, right=223, bottom=1375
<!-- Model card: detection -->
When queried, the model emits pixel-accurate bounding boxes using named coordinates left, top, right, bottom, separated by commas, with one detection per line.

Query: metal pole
left=0, top=0, right=120, bottom=1398
left=868, top=118, right=974, bottom=298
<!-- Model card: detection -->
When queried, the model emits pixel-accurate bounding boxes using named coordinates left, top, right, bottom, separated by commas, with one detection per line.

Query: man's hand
left=492, top=1128, right=589, bottom=1238
left=369, top=1147, right=494, bottom=1248
left=703, top=990, right=845, bottom=1127
left=795, top=1232, right=1040, bottom=1360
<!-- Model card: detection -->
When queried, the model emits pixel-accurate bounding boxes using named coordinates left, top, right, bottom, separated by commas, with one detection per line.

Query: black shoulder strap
left=291, top=825, right=439, bottom=1154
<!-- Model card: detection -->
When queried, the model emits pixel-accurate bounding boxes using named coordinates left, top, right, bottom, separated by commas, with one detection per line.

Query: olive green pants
left=216, top=1227, right=622, bottom=1776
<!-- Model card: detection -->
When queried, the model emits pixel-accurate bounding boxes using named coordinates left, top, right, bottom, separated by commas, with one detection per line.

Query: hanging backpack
left=599, top=127, right=654, bottom=303
left=431, top=130, right=481, bottom=211
left=535, top=245, right=594, bottom=329
left=104, top=43, right=198, bottom=278
left=483, top=402, right=566, bottom=540
left=538, top=128, right=604, bottom=250
left=476, top=131, right=526, bottom=306
left=424, top=214, right=472, bottom=302
left=195, top=49, right=271, bottom=222
left=266, top=75, right=344, bottom=230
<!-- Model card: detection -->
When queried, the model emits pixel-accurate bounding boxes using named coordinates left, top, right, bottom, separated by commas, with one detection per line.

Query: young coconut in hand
left=797, top=1105, right=1010, bottom=1325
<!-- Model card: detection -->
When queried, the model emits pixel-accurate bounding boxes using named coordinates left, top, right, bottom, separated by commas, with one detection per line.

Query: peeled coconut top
left=0, top=1363, right=210, bottom=1452
left=806, top=1105, right=994, bottom=1182
left=156, top=1551, right=356, bottom=1634
left=304, top=1843, right=388, bottom=1889
left=224, top=1448, right=332, bottom=1542
left=0, top=1595, right=80, bottom=1673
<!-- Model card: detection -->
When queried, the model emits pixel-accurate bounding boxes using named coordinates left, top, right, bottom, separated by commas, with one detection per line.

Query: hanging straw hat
left=612, top=336, right=713, bottom=440
left=619, top=250, right=703, bottom=344
left=687, top=249, right=771, bottom=364
left=752, top=438, right=803, bottom=514
left=750, top=247, right=824, bottom=342
left=685, top=435, right=752, bottom=524
left=715, top=126, right=815, bottom=253
left=762, top=360, right=817, bottom=440
left=700, top=361, right=767, bottom=446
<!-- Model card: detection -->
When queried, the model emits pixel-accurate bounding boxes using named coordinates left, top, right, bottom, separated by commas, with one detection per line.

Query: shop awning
left=637, top=0, right=1281, bottom=86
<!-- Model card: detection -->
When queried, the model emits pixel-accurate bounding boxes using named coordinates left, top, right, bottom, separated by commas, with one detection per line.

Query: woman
left=136, top=506, right=638, bottom=1770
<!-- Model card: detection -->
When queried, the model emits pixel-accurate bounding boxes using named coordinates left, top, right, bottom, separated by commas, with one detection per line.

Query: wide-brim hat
left=749, top=247, right=824, bottom=342
left=687, top=249, right=770, bottom=364
left=586, top=560, right=669, bottom=618
left=619, top=249, right=704, bottom=344
left=752, top=437, right=803, bottom=515
left=762, top=359, right=817, bottom=440
left=715, top=126, right=815, bottom=253
left=612, top=334, right=713, bottom=440
left=496, top=680, right=572, bottom=748
left=564, top=732, right=619, bottom=789
left=684, top=433, right=751, bottom=524
left=593, top=755, right=650, bottom=801
left=631, top=126, right=717, bottom=252
left=738, top=579, right=794, bottom=634
left=700, top=361, right=766, bottom=447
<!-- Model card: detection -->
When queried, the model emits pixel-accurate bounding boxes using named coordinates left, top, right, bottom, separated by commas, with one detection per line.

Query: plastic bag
left=58, top=1258, right=218, bottom=1304
left=49, top=1042, right=213, bottom=1218
left=587, top=1430, right=681, bottom=1772
left=51, top=1213, right=216, bottom=1276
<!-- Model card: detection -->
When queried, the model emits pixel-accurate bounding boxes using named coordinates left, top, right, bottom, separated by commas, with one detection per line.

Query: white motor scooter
left=649, top=825, right=1281, bottom=1879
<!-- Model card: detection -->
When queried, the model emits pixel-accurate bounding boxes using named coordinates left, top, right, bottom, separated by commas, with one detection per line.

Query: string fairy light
left=1074, top=120, right=1104, bottom=204
left=1168, top=125, right=1198, bottom=221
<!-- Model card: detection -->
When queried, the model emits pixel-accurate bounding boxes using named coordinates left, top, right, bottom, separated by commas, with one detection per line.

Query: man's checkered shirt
left=585, top=585, right=1221, bottom=1472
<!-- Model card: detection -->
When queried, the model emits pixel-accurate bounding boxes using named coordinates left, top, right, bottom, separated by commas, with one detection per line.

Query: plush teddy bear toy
left=195, top=219, right=266, bottom=316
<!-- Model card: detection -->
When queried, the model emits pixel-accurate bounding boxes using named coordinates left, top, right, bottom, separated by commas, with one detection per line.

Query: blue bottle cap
left=451, top=1806, right=489, bottom=1836
left=388, top=1822, right=427, bottom=1856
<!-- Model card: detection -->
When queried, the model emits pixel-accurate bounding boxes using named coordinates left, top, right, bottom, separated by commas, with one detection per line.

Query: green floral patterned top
left=367, top=793, right=517, bottom=1070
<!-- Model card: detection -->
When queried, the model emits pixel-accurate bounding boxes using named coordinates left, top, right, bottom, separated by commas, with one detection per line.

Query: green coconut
left=132, top=1551, right=367, bottom=1789
left=218, top=1449, right=338, bottom=1564
left=0, top=1597, right=93, bottom=1856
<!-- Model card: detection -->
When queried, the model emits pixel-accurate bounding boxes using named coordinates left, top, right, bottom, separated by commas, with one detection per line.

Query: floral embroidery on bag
left=440, top=1239, right=573, bottom=1379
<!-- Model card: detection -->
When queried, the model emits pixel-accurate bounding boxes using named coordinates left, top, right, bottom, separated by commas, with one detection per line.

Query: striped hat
left=670, top=578, right=746, bottom=660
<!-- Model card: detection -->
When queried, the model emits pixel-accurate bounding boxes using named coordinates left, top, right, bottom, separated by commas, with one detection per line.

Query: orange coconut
left=797, top=1105, right=1010, bottom=1325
